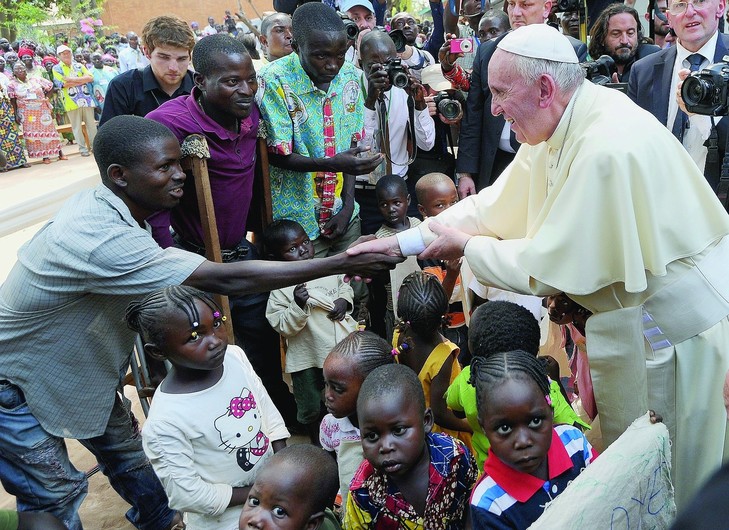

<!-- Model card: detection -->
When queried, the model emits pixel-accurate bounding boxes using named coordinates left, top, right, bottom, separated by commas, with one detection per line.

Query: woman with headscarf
left=0, top=72, right=28, bottom=171
left=8, top=62, right=66, bottom=164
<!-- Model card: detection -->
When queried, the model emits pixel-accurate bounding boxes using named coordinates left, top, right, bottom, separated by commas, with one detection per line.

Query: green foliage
left=0, top=0, right=104, bottom=42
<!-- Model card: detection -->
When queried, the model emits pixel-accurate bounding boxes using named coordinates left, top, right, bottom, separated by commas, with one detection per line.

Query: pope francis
left=349, top=23, right=729, bottom=510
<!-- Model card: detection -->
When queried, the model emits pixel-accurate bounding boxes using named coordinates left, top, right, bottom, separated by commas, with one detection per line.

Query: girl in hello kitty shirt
left=126, top=286, right=289, bottom=530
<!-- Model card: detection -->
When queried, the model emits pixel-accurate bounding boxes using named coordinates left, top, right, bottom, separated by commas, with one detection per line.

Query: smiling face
left=667, top=0, right=725, bottom=51
left=478, top=377, right=553, bottom=479
left=359, top=389, right=433, bottom=477
left=297, top=30, right=348, bottom=91
left=489, top=50, right=551, bottom=145
left=239, top=461, right=319, bottom=530
left=152, top=298, right=228, bottom=372
left=113, top=136, right=186, bottom=218
left=605, top=12, right=639, bottom=64
left=323, top=354, right=364, bottom=419
left=271, top=225, right=314, bottom=262
left=506, top=0, right=552, bottom=29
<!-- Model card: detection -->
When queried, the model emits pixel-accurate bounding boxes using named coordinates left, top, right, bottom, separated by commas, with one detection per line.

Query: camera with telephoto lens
left=582, top=55, right=616, bottom=86
left=681, top=60, right=729, bottom=116
left=433, top=91, right=462, bottom=120
left=384, top=58, right=409, bottom=89
left=554, top=0, right=580, bottom=12
left=343, top=19, right=359, bottom=40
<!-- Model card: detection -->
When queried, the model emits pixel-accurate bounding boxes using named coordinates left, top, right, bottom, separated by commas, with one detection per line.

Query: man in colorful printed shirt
left=257, top=2, right=382, bottom=257
left=52, top=44, right=96, bottom=157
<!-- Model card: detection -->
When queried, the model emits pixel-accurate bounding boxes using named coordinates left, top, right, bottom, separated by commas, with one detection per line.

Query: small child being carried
left=127, top=286, right=289, bottom=530
left=264, top=219, right=358, bottom=442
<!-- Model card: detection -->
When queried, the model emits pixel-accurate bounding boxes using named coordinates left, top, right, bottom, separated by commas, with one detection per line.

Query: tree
left=0, top=0, right=102, bottom=42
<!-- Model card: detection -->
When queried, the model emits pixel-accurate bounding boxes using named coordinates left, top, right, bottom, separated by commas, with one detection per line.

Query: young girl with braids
left=394, top=271, right=473, bottom=448
left=469, top=350, right=597, bottom=529
left=125, top=285, right=289, bottom=530
left=319, top=330, right=396, bottom=510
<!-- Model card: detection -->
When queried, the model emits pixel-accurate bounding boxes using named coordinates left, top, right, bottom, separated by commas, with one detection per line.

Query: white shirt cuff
left=396, top=228, right=426, bottom=256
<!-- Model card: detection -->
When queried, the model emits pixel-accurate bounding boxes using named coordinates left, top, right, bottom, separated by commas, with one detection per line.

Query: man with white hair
left=349, top=23, right=729, bottom=510
left=454, top=0, right=587, bottom=196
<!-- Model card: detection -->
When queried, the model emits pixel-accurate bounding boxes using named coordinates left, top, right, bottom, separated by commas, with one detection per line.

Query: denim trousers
left=0, top=381, right=175, bottom=530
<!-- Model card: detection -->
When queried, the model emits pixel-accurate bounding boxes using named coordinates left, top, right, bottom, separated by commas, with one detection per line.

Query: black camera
left=433, top=91, right=462, bottom=120
left=554, top=0, right=581, bottom=13
left=384, top=58, right=409, bottom=89
left=388, top=29, right=407, bottom=53
left=343, top=19, right=359, bottom=40
left=682, top=60, right=729, bottom=116
left=582, top=55, right=616, bottom=86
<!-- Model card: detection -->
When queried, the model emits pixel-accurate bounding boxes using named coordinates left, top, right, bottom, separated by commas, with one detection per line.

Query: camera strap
left=377, top=97, right=393, bottom=175
left=406, top=95, right=417, bottom=166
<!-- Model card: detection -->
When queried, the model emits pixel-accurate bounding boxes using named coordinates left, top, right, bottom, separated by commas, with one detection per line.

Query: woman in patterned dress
left=0, top=72, right=28, bottom=171
left=8, top=62, right=66, bottom=164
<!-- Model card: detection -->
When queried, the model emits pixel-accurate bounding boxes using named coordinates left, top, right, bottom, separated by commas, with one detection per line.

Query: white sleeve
left=142, top=421, right=232, bottom=517
left=265, top=289, right=309, bottom=338
left=414, top=107, right=436, bottom=151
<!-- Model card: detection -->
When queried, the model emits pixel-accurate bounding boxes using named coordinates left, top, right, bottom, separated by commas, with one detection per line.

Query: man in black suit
left=628, top=0, right=728, bottom=190
left=455, top=0, right=588, bottom=197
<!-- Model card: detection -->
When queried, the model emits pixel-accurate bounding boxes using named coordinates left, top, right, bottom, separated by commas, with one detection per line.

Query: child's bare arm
left=441, top=259, right=462, bottom=300
left=229, top=486, right=251, bottom=507
left=431, top=356, right=473, bottom=433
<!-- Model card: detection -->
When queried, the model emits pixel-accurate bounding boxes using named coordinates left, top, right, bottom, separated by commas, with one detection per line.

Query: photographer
left=341, top=0, right=377, bottom=66
left=588, top=4, right=659, bottom=82
left=355, top=30, right=436, bottom=234
left=628, top=0, right=729, bottom=190
left=408, top=64, right=465, bottom=182
left=439, top=9, right=510, bottom=91
left=390, top=12, right=436, bottom=81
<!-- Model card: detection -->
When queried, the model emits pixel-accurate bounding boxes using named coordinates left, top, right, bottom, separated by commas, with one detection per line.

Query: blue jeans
left=0, top=381, right=175, bottom=530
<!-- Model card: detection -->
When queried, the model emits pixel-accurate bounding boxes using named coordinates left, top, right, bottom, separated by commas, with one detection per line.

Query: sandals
left=43, top=158, right=52, bottom=164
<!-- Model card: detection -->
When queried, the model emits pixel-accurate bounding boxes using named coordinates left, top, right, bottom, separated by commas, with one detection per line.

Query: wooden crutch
left=180, top=134, right=235, bottom=343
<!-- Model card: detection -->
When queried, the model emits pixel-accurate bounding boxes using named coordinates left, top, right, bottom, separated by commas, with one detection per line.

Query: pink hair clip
left=545, top=394, right=552, bottom=406
left=213, top=311, right=227, bottom=322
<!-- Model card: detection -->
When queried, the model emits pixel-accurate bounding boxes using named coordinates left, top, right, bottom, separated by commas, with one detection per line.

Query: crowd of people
left=1, top=0, right=729, bottom=528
